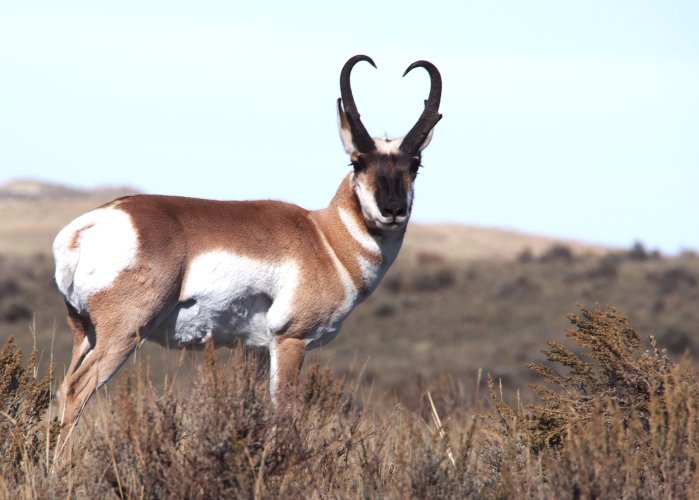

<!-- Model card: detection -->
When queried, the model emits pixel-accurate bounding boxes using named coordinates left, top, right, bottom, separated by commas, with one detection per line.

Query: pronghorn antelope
left=53, top=54, right=442, bottom=428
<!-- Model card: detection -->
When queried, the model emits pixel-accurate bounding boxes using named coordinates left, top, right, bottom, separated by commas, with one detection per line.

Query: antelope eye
left=409, top=159, right=422, bottom=174
left=351, top=158, right=367, bottom=172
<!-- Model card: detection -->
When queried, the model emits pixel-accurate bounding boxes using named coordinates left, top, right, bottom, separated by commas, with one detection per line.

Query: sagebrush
left=1, top=306, right=698, bottom=498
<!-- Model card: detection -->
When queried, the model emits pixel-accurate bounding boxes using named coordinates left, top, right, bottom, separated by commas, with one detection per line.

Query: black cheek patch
left=372, top=163, right=410, bottom=218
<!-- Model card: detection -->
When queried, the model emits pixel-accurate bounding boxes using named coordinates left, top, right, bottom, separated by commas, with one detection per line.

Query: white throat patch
left=350, top=171, right=412, bottom=231
left=350, top=173, right=384, bottom=227
left=338, top=207, right=381, bottom=255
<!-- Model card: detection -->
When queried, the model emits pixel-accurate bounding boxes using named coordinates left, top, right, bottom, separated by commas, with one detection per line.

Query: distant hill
left=401, top=223, right=608, bottom=263
left=0, top=179, right=607, bottom=259
left=0, top=179, right=86, bottom=200
left=0, top=179, right=137, bottom=201
left=0, top=179, right=140, bottom=255
left=1, top=179, right=696, bottom=409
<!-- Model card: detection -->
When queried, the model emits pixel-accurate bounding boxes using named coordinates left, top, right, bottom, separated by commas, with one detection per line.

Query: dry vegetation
left=1, top=183, right=698, bottom=496
left=4, top=237, right=699, bottom=407
left=1, top=306, right=698, bottom=498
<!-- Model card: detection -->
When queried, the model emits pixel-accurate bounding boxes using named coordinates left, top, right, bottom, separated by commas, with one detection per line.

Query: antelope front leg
left=269, top=336, right=306, bottom=402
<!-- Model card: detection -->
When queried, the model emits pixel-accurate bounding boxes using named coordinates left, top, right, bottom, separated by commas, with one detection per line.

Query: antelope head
left=337, top=54, right=442, bottom=232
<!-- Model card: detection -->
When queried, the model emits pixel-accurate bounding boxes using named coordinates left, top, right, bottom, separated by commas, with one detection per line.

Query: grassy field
left=1, top=183, right=698, bottom=496
left=1, top=183, right=698, bottom=404
left=2, top=306, right=698, bottom=497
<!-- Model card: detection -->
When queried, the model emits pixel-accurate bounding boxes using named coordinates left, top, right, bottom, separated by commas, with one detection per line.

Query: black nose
left=381, top=201, right=407, bottom=218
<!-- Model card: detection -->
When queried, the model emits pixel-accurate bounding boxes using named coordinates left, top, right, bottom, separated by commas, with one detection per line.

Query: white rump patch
left=53, top=207, right=138, bottom=311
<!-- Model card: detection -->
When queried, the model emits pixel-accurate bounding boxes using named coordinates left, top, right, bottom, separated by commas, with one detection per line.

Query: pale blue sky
left=1, top=1, right=698, bottom=253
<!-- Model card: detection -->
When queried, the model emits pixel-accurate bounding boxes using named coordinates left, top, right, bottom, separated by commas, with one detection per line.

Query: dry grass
left=309, top=246, right=699, bottom=405
left=489, top=305, right=699, bottom=497
left=1, top=306, right=698, bottom=498
left=5, top=186, right=695, bottom=402
left=0, top=337, right=60, bottom=497
left=2, top=244, right=699, bottom=410
left=1, top=187, right=698, bottom=496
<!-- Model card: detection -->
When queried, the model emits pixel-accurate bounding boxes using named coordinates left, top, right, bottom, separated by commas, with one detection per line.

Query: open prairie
left=1, top=182, right=697, bottom=403
left=2, top=182, right=698, bottom=496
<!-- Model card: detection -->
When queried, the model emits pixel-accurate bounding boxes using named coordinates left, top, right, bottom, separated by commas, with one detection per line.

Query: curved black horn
left=399, top=60, right=443, bottom=154
left=339, top=55, right=377, bottom=153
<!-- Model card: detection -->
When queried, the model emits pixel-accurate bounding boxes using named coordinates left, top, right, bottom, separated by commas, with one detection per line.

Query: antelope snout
left=379, top=200, right=408, bottom=220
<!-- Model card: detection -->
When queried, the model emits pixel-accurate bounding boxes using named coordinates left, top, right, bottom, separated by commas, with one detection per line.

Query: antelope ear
left=337, top=98, right=356, bottom=155
left=417, top=127, right=434, bottom=151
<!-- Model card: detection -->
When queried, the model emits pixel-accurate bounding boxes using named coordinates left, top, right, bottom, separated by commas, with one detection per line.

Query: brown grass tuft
left=521, top=305, right=681, bottom=449
left=0, top=337, right=60, bottom=496
left=490, top=305, right=699, bottom=497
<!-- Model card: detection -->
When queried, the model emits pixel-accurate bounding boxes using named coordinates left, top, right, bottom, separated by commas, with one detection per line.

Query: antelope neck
left=310, top=173, right=404, bottom=296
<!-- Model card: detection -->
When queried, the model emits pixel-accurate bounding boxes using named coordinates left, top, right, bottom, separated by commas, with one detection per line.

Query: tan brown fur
left=310, top=176, right=388, bottom=296
left=275, top=337, right=306, bottom=395
left=57, top=174, right=392, bottom=431
left=54, top=55, right=442, bottom=446
left=68, top=223, right=94, bottom=251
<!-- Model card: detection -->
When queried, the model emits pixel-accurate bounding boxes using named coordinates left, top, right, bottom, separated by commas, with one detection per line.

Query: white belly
left=152, top=293, right=274, bottom=348
left=149, top=251, right=299, bottom=348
